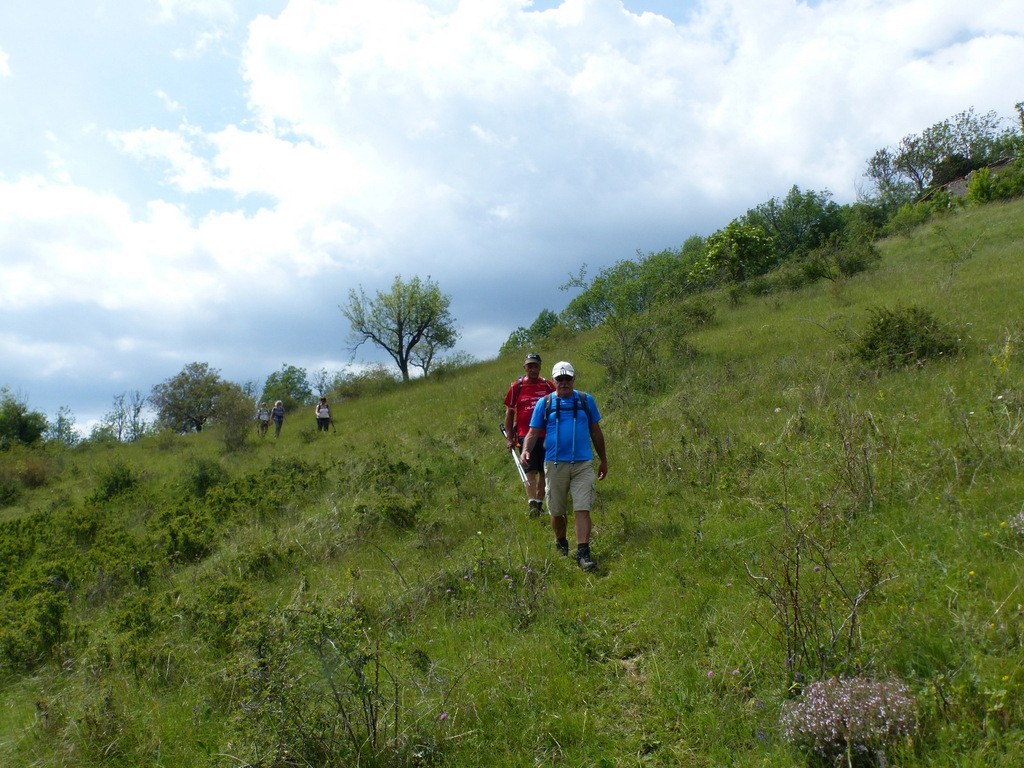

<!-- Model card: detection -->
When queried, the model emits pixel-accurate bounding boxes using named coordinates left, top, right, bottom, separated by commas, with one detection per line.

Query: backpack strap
left=511, top=375, right=526, bottom=405
left=546, top=391, right=594, bottom=423
left=577, top=391, right=594, bottom=423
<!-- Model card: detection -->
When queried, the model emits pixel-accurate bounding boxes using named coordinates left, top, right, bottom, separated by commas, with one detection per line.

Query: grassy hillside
left=2, top=197, right=1024, bottom=766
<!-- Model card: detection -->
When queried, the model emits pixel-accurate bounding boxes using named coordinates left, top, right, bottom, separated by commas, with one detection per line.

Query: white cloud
left=111, top=125, right=218, bottom=192
left=2, top=0, right=1022, bottom=424
left=156, top=0, right=236, bottom=24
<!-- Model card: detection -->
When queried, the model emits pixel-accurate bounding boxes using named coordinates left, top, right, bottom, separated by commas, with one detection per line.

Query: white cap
left=552, top=361, right=575, bottom=379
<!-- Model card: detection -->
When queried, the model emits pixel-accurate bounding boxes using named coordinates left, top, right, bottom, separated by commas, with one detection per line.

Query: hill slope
left=2, top=197, right=1024, bottom=766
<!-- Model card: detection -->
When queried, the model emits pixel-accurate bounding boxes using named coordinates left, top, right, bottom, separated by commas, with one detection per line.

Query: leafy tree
left=640, top=239, right=705, bottom=304
left=94, top=391, right=147, bottom=443
left=218, top=382, right=258, bottom=452
left=527, top=309, right=559, bottom=342
left=690, top=221, right=776, bottom=285
left=865, top=148, right=916, bottom=208
left=560, top=242, right=706, bottom=333
left=865, top=106, right=1019, bottom=200
left=341, top=275, right=458, bottom=381
left=262, top=364, right=312, bottom=412
left=499, top=309, right=560, bottom=356
left=149, top=362, right=226, bottom=433
left=103, top=393, right=130, bottom=442
left=499, top=326, right=531, bottom=356
left=560, top=260, right=641, bottom=332
left=45, top=406, right=79, bottom=447
left=0, top=388, right=48, bottom=450
left=310, top=368, right=344, bottom=398
left=743, top=186, right=845, bottom=261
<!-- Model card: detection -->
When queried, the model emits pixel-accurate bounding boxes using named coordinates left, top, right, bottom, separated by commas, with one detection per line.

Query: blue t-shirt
left=529, top=391, right=601, bottom=463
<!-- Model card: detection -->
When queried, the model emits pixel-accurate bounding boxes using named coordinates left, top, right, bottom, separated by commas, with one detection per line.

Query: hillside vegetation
left=2, top=197, right=1024, bottom=766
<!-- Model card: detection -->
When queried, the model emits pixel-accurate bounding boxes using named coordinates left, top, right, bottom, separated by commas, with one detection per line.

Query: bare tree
left=341, top=275, right=459, bottom=381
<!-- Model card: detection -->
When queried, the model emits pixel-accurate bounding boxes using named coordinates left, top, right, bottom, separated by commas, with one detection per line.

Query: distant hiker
left=520, top=361, right=607, bottom=571
left=503, top=352, right=556, bottom=516
left=271, top=400, right=285, bottom=438
left=315, top=396, right=332, bottom=432
left=256, top=402, right=270, bottom=438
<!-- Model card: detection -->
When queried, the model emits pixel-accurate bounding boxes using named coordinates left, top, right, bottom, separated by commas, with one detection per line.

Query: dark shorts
left=523, top=436, right=546, bottom=473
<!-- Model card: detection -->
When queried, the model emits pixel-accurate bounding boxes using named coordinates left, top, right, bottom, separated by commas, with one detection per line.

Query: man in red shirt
left=503, top=353, right=556, bottom=516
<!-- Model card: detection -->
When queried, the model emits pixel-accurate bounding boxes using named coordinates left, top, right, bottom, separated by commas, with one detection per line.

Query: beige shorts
left=543, top=461, right=595, bottom=517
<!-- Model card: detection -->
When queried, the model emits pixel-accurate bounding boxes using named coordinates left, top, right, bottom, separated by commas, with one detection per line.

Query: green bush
left=229, top=601, right=441, bottom=767
left=182, top=577, right=254, bottom=650
left=882, top=190, right=958, bottom=236
left=0, top=588, right=68, bottom=667
left=181, top=456, right=228, bottom=500
left=161, top=504, right=215, bottom=562
left=89, top=460, right=139, bottom=502
left=967, top=158, right=1024, bottom=203
left=852, top=306, right=960, bottom=369
left=0, top=471, right=20, bottom=507
left=0, top=450, right=55, bottom=505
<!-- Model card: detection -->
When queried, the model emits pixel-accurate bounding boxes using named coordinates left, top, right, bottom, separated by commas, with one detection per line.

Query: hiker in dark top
left=315, top=397, right=332, bottom=432
left=271, top=400, right=285, bottom=438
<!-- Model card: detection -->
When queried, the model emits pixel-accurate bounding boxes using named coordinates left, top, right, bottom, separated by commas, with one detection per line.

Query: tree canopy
left=149, top=362, right=227, bottom=433
left=262, top=364, right=312, bottom=412
left=341, top=275, right=458, bottom=381
left=865, top=107, right=1019, bottom=205
left=0, top=388, right=48, bottom=450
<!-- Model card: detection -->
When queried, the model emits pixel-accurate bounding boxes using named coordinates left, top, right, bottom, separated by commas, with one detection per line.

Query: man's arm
left=590, top=422, right=608, bottom=480
left=520, top=426, right=542, bottom=464
left=503, top=406, right=516, bottom=449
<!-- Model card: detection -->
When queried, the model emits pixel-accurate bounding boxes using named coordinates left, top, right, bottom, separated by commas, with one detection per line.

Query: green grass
left=2, top=197, right=1024, bottom=766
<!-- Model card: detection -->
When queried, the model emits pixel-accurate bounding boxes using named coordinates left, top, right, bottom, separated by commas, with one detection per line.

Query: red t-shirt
left=504, top=376, right=556, bottom=438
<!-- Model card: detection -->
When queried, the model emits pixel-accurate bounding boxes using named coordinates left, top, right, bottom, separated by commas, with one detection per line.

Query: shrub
left=430, top=351, right=479, bottom=380
left=161, top=504, right=215, bottom=562
left=966, top=158, right=1024, bottom=203
left=217, top=383, right=258, bottom=452
left=881, top=191, right=956, bottom=237
left=332, top=365, right=402, bottom=400
left=90, top=460, right=139, bottom=502
left=780, top=676, right=917, bottom=766
left=0, top=450, right=55, bottom=505
left=802, top=236, right=882, bottom=283
left=229, top=601, right=442, bottom=767
left=182, top=577, right=254, bottom=650
left=19, top=455, right=55, bottom=488
left=0, top=588, right=68, bottom=667
left=181, top=456, right=228, bottom=500
left=965, top=167, right=995, bottom=204
left=852, top=306, right=959, bottom=370
left=991, top=156, right=1024, bottom=200
left=0, top=471, right=20, bottom=507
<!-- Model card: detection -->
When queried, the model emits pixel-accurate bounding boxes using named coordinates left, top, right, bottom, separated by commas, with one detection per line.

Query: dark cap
left=524, top=353, right=541, bottom=364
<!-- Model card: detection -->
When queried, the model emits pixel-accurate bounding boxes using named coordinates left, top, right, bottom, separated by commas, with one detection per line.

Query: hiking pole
left=499, top=423, right=529, bottom=489
left=330, top=417, right=337, bottom=434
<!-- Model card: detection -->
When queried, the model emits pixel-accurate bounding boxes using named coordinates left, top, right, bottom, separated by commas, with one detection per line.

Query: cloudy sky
left=1, top=0, right=1021, bottom=430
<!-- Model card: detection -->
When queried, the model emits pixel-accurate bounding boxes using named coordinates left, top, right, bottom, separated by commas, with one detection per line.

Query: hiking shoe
left=556, top=539, right=569, bottom=557
left=528, top=499, right=544, bottom=517
left=576, top=551, right=597, bottom=572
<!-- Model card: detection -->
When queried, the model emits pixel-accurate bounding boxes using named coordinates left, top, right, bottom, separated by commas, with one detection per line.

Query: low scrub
left=851, top=305, right=959, bottom=370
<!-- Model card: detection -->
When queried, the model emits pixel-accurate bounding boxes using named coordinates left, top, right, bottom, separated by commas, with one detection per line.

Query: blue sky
left=1, top=0, right=1021, bottom=432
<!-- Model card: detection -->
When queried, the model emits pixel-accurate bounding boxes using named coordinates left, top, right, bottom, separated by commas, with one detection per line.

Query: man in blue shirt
left=520, top=361, right=608, bottom=571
